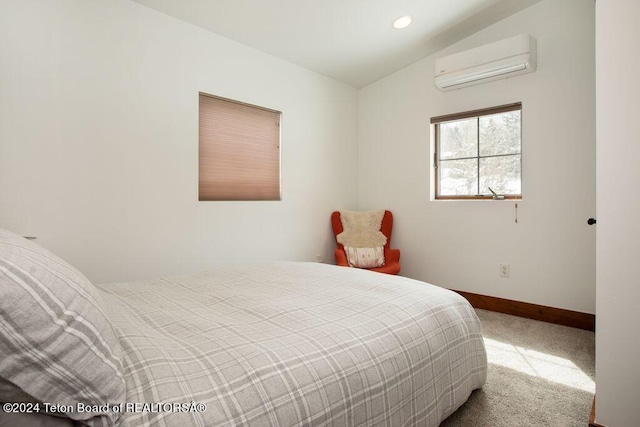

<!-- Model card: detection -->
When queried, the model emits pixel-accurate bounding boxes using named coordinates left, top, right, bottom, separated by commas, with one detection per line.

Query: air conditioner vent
left=434, top=34, right=537, bottom=91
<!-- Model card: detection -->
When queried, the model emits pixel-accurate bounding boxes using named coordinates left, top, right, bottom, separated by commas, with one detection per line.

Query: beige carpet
left=441, top=309, right=595, bottom=427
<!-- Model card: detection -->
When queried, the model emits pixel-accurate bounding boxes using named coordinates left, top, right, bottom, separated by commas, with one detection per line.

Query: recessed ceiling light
left=393, top=15, right=412, bottom=30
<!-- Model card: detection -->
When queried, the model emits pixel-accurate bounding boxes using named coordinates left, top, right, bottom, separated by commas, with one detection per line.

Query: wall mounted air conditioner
left=434, top=34, right=537, bottom=91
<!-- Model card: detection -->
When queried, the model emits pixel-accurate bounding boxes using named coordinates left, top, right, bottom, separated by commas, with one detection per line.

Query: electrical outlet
left=500, top=264, right=510, bottom=278
left=316, top=254, right=323, bottom=263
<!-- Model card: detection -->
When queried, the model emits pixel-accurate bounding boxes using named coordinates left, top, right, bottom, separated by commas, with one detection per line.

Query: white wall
left=358, top=0, right=596, bottom=313
left=0, top=0, right=358, bottom=283
left=595, top=1, right=640, bottom=425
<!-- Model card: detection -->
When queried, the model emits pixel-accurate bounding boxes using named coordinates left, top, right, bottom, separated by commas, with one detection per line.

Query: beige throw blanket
left=337, top=209, right=387, bottom=248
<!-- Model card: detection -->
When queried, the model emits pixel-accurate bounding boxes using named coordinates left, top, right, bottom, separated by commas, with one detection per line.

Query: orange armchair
left=331, top=210, right=401, bottom=275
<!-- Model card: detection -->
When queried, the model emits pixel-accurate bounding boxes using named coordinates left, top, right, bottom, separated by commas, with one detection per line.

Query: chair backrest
left=331, top=210, right=394, bottom=251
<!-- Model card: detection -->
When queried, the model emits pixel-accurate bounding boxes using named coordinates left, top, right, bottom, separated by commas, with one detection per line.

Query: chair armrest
left=385, top=248, right=400, bottom=264
left=334, top=248, right=349, bottom=267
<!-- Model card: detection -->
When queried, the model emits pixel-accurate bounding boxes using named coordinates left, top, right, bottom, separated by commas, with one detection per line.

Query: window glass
left=440, top=118, right=478, bottom=160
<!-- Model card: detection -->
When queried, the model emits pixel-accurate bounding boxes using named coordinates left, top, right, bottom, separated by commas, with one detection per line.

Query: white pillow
left=344, top=246, right=385, bottom=269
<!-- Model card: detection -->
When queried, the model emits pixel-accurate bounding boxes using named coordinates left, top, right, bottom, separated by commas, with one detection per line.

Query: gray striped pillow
left=0, top=228, right=125, bottom=427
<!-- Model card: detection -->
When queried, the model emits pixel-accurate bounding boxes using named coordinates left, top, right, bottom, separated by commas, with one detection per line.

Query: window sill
left=435, top=196, right=522, bottom=201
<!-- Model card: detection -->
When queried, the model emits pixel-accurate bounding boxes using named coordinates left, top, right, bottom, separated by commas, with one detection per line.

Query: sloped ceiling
left=131, top=0, right=542, bottom=88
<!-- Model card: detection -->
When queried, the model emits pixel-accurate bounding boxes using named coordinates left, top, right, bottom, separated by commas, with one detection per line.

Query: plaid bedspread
left=96, top=262, right=487, bottom=426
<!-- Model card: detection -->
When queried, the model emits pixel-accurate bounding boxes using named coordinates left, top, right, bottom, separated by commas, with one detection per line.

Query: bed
left=0, top=228, right=486, bottom=427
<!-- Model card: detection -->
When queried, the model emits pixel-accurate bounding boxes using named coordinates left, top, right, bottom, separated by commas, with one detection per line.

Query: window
left=432, top=103, right=522, bottom=200
left=199, top=93, right=281, bottom=201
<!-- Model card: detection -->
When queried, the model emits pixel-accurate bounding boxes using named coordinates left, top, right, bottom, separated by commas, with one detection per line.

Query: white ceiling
left=131, top=0, right=542, bottom=88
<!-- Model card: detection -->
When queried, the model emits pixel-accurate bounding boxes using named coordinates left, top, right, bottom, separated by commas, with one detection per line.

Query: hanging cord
left=515, top=203, right=518, bottom=223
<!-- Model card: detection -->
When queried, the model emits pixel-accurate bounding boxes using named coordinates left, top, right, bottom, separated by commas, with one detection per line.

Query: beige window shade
left=199, top=93, right=281, bottom=201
